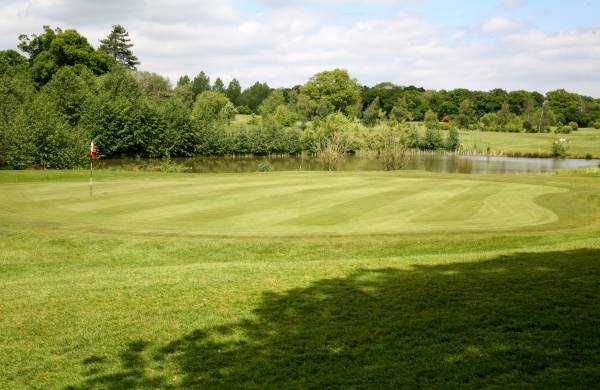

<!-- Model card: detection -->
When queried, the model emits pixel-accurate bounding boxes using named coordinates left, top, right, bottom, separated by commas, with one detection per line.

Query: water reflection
left=98, top=155, right=600, bottom=175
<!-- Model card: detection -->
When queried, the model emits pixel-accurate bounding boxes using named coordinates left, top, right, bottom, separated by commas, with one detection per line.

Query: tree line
left=1, top=25, right=599, bottom=169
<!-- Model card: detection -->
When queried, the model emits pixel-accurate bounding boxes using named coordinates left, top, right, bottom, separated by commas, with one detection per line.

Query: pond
left=98, top=154, right=600, bottom=174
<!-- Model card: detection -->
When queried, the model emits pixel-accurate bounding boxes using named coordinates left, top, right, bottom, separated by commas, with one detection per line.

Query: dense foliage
left=1, top=26, right=600, bottom=168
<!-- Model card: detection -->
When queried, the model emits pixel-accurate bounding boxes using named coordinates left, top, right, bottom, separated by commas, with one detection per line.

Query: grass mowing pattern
left=1, top=172, right=561, bottom=235
left=0, top=170, right=599, bottom=388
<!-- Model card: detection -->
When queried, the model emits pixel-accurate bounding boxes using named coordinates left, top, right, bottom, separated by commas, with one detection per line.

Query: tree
left=18, top=27, right=113, bottom=86
left=362, top=97, right=383, bottom=127
left=240, top=82, right=271, bottom=112
left=446, top=127, right=460, bottom=151
left=191, top=71, right=211, bottom=99
left=177, top=75, right=190, bottom=87
left=391, top=97, right=413, bottom=122
left=41, top=66, right=93, bottom=126
left=220, top=101, right=236, bottom=124
left=497, top=102, right=511, bottom=129
left=213, top=77, right=225, bottom=93
left=259, top=89, right=286, bottom=116
left=295, top=94, right=316, bottom=125
left=99, top=25, right=140, bottom=70
left=300, top=69, right=360, bottom=116
left=423, top=109, right=438, bottom=129
left=546, top=89, right=582, bottom=125
left=192, top=91, right=230, bottom=125
left=225, top=78, right=241, bottom=106
left=0, top=50, right=28, bottom=75
left=422, top=127, right=444, bottom=150
left=5, top=93, right=87, bottom=168
left=456, top=99, right=475, bottom=129
left=173, top=83, right=193, bottom=108
left=134, top=71, right=171, bottom=101
left=485, top=88, right=509, bottom=113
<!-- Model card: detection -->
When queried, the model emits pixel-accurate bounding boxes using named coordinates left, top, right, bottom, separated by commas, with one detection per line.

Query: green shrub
left=159, top=157, right=184, bottom=172
left=403, top=126, right=421, bottom=149
left=446, top=127, right=460, bottom=151
left=554, top=125, right=572, bottom=134
left=568, top=121, right=579, bottom=131
left=258, top=160, right=273, bottom=172
left=5, top=94, right=87, bottom=169
left=316, top=132, right=345, bottom=171
left=551, top=138, right=569, bottom=157
left=237, top=105, right=252, bottom=115
left=375, top=127, right=406, bottom=170
left=421, top=127, right=444, bottom=150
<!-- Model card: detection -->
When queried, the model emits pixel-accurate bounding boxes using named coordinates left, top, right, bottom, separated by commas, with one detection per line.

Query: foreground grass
left=1, top=170, right=599, bottom=388
left=459, top=127, right=600, bottom=158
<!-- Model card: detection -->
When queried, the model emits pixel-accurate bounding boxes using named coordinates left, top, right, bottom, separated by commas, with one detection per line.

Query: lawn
left=459, top=127, right=600, bottom=158
left=1, top=170, right=599, bottom=388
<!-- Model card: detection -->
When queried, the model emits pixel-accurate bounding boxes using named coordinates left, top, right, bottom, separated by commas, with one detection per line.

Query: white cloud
left=481, top=17, right=524, bottom=33
left=1, top=0, right=599, bottom=96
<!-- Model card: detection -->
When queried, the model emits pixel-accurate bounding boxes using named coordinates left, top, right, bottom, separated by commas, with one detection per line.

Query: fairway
left=1, top=170, right=599, bottom=388
left=458, top=128, right=600, bottom=158
left=1, top=173, right=562, bottom=235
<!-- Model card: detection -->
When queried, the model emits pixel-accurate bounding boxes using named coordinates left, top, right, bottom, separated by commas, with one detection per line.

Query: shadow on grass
left=70, top=249, right=600, bottom=388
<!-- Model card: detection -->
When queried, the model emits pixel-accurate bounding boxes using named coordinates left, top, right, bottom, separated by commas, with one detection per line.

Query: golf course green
left=1, top=170, right=599, bottom=388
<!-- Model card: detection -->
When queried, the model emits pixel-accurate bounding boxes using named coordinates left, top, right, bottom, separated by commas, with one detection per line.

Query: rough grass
left=1, top=170, right=599, bottom=388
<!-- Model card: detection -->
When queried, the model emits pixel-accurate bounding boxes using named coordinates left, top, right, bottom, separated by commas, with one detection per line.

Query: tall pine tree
left=226, top=78, right=241, bottom=106
left=99, top=25, right=139, bottom=70
left=213, top=77, right=225, bottom=93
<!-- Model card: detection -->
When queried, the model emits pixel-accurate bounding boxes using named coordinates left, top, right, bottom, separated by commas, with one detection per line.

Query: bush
left=568, top=121, right=579, bottom=131
left=159, top=157, right=184, bottom=172
left=554, top=125, right=572, bottom=134
left=403, top=126, right=421, bottom=149
left=375, top=127, right=406, bottom=170
left=237, top=105, right=252, bottom=115
left=258, top=160, right=273, bottom=172
left=551, top=138, right=569, bottom=157
left=4, top=94, right=87, bottom=168
left=192, top=91, right=230, bottom=125
left=421, top=127, right=444, bottom=150
left=316, top=132, right=345, bottom=171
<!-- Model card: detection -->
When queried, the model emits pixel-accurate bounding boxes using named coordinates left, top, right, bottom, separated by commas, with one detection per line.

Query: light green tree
left=192, top=90, right=230, bottom=124
left=300, top=69, right=360, bottom=116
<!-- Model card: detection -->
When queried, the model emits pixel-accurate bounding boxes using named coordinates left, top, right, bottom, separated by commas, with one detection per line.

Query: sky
left=1, top=0, right=599, bottom=96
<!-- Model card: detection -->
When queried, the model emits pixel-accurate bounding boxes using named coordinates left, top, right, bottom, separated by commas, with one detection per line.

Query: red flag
left=89, top=141, right=98, bottom=159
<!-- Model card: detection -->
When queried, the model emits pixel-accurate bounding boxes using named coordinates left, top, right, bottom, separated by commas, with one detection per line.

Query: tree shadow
left=69, top=248, right=600, bottom=388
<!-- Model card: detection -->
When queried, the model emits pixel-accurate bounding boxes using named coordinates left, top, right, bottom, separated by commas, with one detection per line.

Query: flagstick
left=89, top=158, right=93, bottom=199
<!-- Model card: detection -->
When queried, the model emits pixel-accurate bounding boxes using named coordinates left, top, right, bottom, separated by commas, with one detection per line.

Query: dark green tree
left=99, top=25, right=140, bottom=70
left=191, top=71, right=211, bottom=99
left=225, top=78, right=241, bottom=106
left=240, top=82, right=271, bottom=112
left=213, top=77, right=225, bottom=93
left=456, top=99, right=475, bottom=129
left=18, top=27, right=113, bottom=86
left=41, top=66, right=93, bottom=126
left=446, top=126, right=460, bottom=150
left=362, top=96, right=382, bottom=127
left=177, top=75, right=190, bottom=87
